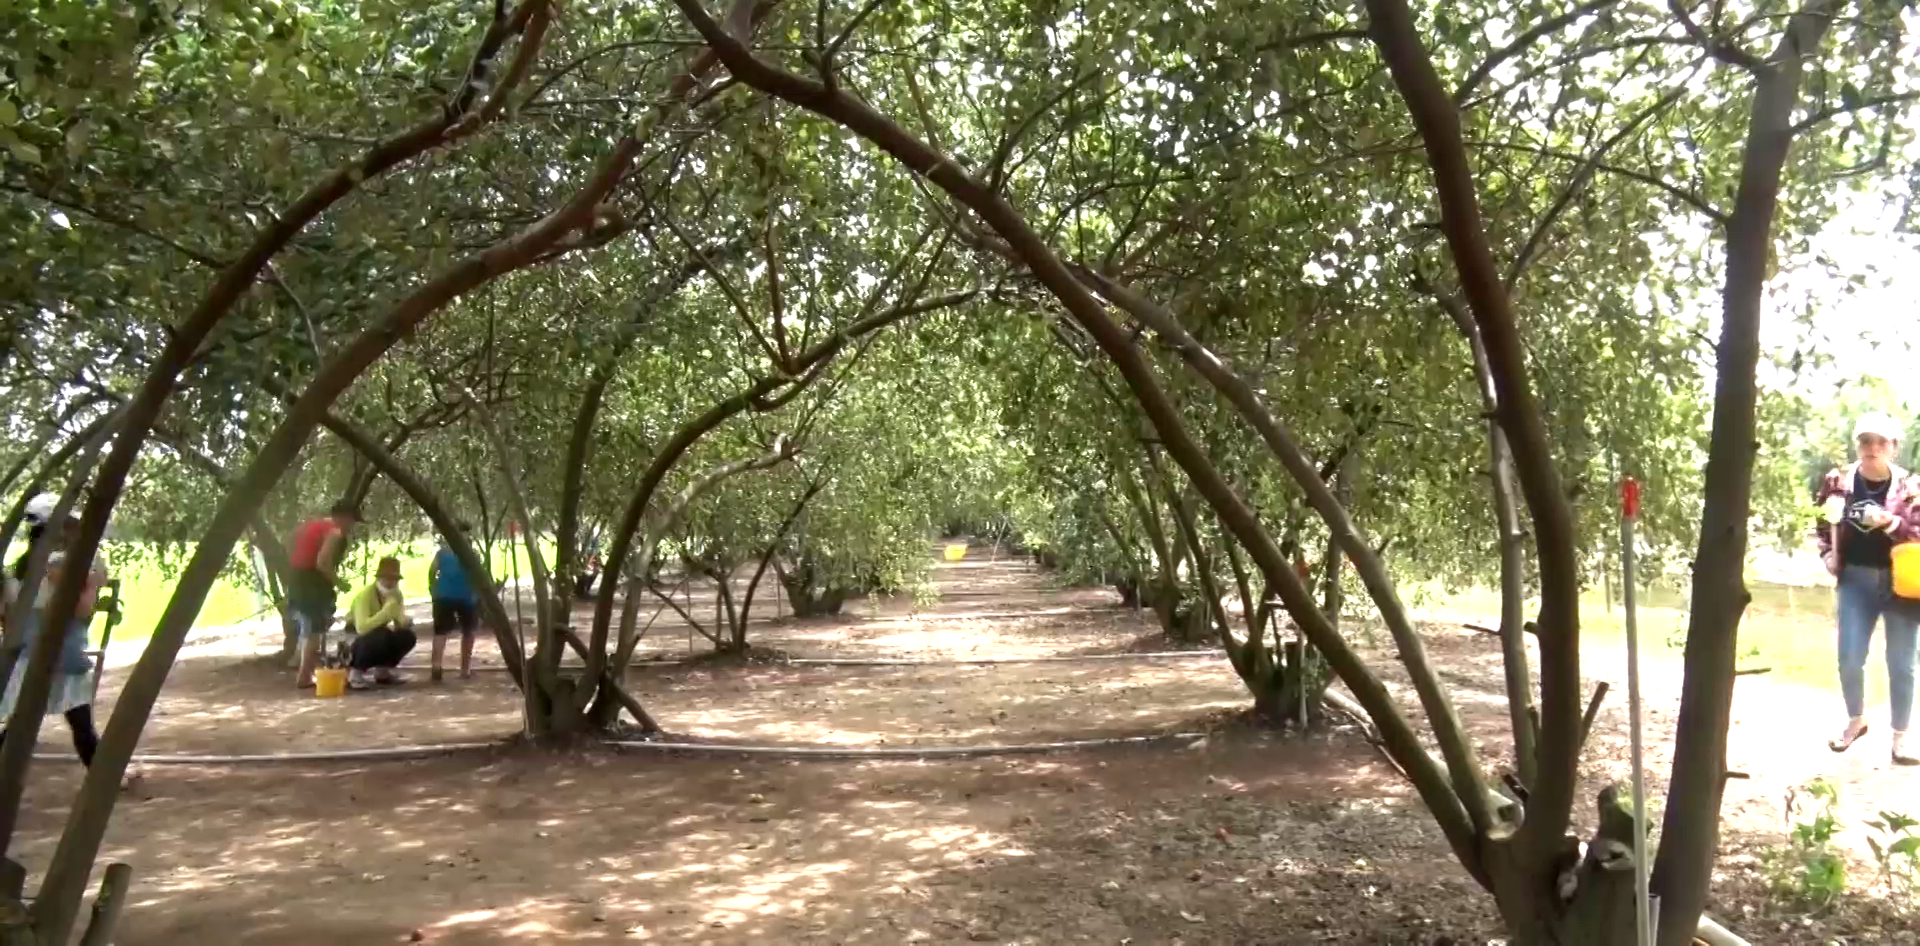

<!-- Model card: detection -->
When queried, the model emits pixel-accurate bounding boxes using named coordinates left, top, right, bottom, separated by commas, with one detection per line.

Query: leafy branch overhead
left=0, top=0, right=1914, bottom=944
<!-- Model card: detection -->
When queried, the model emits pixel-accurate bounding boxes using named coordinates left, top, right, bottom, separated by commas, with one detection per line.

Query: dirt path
left=9, top=553, right=1915, bottom=943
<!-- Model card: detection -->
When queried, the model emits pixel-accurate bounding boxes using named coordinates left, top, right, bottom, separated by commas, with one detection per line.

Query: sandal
left=1829, top=720, right=1870, bottom=753
left=1895, top=733, right=1918, bottom=767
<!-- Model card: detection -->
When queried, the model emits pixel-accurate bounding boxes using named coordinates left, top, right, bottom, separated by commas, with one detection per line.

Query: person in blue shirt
left=427, top=525, right=481, bottom=682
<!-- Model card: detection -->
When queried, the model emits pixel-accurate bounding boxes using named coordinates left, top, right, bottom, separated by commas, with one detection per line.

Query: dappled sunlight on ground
left=14, top=731, right=1485, bottom=944
left=18, top=551, right=1904, bottom=943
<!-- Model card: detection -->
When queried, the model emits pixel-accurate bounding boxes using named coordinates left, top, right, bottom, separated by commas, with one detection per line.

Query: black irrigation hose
left=608, top=731, right=1207, bottom=759
left=33, top=740, right=504, bottom=765
left=427, top=649, right=1224, bottom=672
left=32, top=731, right=1208, bottom=765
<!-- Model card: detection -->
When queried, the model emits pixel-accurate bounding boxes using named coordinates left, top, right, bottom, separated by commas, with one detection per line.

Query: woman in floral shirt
left=1813, top=413, right=1920, bottom=765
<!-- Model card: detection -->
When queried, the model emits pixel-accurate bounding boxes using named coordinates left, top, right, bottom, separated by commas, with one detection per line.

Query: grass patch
left=1425, top=577, right=1875, bottom=700
left=91, top=538, right=557, bottom=650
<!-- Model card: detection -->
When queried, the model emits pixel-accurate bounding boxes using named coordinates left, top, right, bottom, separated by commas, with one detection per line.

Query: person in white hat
left=1812, top=412, right=1920, bottom=765
left=0, top=497, right=110, bottom=766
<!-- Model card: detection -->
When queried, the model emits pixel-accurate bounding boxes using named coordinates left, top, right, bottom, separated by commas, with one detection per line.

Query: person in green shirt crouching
left=344, top=556, right=417, bottom=690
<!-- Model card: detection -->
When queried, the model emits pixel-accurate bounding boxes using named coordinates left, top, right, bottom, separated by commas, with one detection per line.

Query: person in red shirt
left=289, top=501, right=359, bottom=689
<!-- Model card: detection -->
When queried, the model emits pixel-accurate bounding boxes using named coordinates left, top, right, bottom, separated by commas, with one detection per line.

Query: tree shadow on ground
left=13, top=728, right=1508, bottom=945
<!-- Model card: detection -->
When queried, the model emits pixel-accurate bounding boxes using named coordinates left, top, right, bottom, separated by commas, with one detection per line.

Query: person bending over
left=344, top=556, right=416, bottom=690
left=290, top=501, right=358, bottom=688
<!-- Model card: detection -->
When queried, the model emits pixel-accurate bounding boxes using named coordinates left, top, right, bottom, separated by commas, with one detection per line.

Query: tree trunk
left=1652, top=10, right=1836, bottom=943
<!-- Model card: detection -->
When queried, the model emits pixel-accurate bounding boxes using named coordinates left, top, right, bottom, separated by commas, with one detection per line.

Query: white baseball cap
left=1854, top=412, right=1904, bottom=442
left=19, top=494, right=116, bottom=539
left=22, top=493, right=62, bottom=525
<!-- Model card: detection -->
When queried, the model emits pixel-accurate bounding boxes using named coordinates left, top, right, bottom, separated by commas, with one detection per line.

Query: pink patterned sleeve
left=1888, top=475, right=1920, bottom=544
left=1812, top=468, right=1845, bottom=558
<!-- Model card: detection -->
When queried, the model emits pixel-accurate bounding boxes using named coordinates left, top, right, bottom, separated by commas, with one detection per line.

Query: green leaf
left=6, top=137, right=42, bottom=165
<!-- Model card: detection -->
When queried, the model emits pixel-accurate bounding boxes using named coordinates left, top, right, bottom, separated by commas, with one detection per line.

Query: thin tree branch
left=1789, top=89, right=1920, bottom=134
left=1669, top=0, right=1764, bottom=70
left=1455, top=0, right=1623, bottom=104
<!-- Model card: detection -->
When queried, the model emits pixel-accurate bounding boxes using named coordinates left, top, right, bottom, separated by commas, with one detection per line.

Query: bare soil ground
left=9, top=552, right=1917, bottom=943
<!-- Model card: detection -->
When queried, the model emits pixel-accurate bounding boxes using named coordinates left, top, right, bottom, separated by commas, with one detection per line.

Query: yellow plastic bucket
left=314, top=667, right=349, bottom=698
left=943, top=543, right=967, bottom=562
left=1893, top=543, right=1920, bottom=599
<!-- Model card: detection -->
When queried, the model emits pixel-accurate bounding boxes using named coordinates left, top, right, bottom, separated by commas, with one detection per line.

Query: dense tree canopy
left=2, top=0, right=1916, bottom=942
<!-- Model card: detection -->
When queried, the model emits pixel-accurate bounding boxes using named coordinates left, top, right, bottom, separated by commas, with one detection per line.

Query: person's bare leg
left=296, top=632, right=321, bottom=688
left=460, top=630, right=475, bottom=679
left=430, top=634, right=447, bottom=683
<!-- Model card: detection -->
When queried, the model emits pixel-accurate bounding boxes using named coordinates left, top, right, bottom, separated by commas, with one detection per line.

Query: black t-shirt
left=1840, top=471, right=1895, bottom=568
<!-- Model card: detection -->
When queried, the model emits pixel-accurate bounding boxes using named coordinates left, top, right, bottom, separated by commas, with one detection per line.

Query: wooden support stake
left=90, top=579, right=124, bottom=704
left=77, top=862, right=132, bottom=946
left=1734, top=667, right=1770, bottom=677
left=1463, top=620, right=1537, bottom=638
left=1578, top=681, right=1611, bottom=750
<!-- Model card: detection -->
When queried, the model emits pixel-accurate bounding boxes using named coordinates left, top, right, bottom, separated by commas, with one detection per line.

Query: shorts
left=432, top=598, right=478, bottom=637
left=288, top=570, right=337, bottom=648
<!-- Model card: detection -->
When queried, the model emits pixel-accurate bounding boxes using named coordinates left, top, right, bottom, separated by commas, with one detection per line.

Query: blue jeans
left=1837, top=565, right=1919, bottom=731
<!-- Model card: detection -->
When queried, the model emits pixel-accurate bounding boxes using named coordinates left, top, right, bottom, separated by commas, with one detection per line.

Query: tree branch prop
left=648, top=578, right=721, bottom=645
left=462, top=387, right=557, bottom=692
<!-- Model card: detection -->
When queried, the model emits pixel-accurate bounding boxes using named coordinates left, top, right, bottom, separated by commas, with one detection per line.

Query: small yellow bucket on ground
left=943, top=543, right=968, bottom=562
left=314, top=667, right=349, bottom=698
